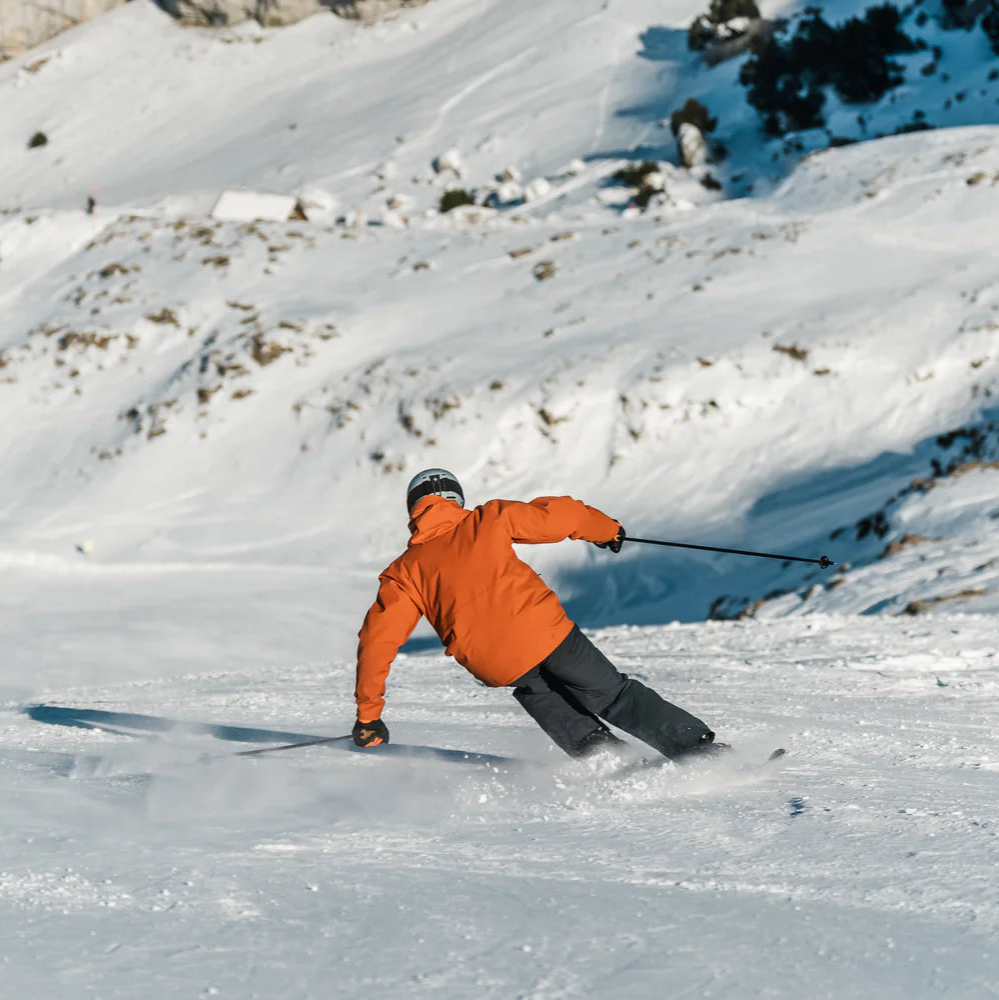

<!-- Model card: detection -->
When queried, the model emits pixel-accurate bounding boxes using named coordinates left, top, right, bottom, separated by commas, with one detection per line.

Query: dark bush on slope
left=983, top=1, right=999, bottom=53
left=670, top=98, right=719, bottom=136
left=439, top=188, right=476, bottom=213
left=739, top=4, right=921, bottom=137
left=740, top=38, right=826, bottom=135
left=612, top=161, right=660, bottom=187
left=941, top=0, right=970, bottom=27
left=940, top=0, right=994, bottom=29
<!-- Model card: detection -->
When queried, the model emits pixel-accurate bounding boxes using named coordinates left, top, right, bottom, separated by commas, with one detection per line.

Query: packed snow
left=3, top=0, right=999, bottom=996
left=3, top=607, right=999, bottom=998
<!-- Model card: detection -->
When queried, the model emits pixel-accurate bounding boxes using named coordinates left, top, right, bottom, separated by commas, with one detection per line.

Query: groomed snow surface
left=3, top=0, right=999, bottom=995
left=2, top=601, right=999, bottom=998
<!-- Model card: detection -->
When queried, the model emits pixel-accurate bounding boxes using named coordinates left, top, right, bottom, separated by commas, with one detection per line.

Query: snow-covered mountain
left=4, top=0, right=999, bottom=628
left=3, top=2, right=999, bottom=997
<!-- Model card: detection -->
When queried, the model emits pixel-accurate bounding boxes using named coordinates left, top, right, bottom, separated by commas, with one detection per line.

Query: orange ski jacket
left=354, top=495, right=622, bottom=722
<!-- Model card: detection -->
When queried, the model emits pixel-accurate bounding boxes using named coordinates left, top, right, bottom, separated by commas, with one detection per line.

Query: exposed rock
left=161, top=0, right=432, bottom=28
left=329, top=0, right=429, bottom=20
left=0, top=0, right=125, bottom=59
left=445, top=203, right=496, bottom=225
left=902, top=588, right=987, bottom=615
left=677, top=123, right=707, bottom=168
left=432, top=147, right=463, bottom=175
left=701, top=17, right=779, bottom=67
left=879, top=533, right=941, bottom=560
left=0, top=0, right=433, bottom=54
left=386, top=192, right=416, bottom=213
left=211, top=189, right=298, bottom=222
left=296, top=185, right=338, bottom=221
left=772, top=343, right=808, bottom=362
left=641, top=170, right=666, bottom=191
left=612, top=161, right=661, bottom=188
left=156, top=0, right=322, bottom=27
left=493, top=180, right=524, bottom=205
left=523, top=177, right=551, bottom=202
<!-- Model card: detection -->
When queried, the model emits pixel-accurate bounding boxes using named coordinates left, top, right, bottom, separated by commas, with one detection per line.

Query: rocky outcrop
left=700, top=17, right=778, bottom=67
left=157, top=0, right=429, bottom=27
left=676, top=122, right=707, bottom=168
left=0, top=0, right=125, bottom=59
left=155, top=0, right=321, bottom=27
left=329, top=0, right=429, bottom=20
left=0, top=0, right=431, bottom=58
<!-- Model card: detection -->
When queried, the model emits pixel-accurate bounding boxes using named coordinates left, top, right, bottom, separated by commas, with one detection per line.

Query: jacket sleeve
left=494, top=496, right=621, bottom=546
left=355, top=574, right=422, bottom=722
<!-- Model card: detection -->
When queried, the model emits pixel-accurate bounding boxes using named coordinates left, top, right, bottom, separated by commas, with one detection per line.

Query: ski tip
left=768, top=748, right=788, bottom=761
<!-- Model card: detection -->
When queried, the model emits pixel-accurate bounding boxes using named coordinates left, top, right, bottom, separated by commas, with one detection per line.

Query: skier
left=352, top=469, right=719, bottom=759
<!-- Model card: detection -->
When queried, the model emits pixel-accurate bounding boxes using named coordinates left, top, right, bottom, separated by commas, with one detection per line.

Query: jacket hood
left=408, top=495, right=469, bottom=544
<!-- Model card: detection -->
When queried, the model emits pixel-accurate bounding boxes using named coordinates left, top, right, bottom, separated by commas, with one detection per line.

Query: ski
left=612, top=746, right=787, bottom=778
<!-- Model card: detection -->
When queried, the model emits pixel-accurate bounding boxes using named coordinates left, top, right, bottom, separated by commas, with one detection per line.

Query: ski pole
left=232, top=734, right=354, bottom=757
left=623, top=536, right=835, bottom=569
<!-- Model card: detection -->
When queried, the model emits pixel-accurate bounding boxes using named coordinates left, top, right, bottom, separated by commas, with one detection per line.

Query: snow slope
left=3, top=0, right=999, bottom=996
left=3, top=613, right=999, bottom=998
left=0, top=0, right=695, bottom=213
left=5, top=118, right=999, bottom=627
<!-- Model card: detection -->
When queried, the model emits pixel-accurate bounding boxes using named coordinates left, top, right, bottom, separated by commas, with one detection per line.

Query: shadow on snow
left=21, top=704, right=513, bottom=765
left=557, top=406, right=999, bottom=627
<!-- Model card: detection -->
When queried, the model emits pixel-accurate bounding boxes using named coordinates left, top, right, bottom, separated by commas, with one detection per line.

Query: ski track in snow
left=3, top=610, right=999, bottom=998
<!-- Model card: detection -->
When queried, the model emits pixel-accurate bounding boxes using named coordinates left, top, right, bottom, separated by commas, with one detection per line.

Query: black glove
left=353, top=718, right=389, bottom=747
left=595, top=525, right=626, bottom=553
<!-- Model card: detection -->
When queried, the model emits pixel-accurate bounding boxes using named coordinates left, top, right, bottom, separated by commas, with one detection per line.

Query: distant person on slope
left=352, top=468, right=718, bottom=760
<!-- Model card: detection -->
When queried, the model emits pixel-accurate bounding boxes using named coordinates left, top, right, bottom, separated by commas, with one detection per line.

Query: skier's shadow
left=21, top=704, right=512, bottom=765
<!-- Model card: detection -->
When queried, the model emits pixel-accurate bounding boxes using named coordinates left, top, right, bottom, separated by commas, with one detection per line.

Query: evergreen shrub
left=739, top=4, right=920, bottom=136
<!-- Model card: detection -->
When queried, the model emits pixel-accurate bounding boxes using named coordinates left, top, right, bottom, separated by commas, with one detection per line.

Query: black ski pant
left=511, top=625, right=712, bottom=758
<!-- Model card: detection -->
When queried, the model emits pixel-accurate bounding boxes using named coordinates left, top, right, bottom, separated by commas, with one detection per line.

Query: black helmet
left=406, top=468, right=464, bottom=512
